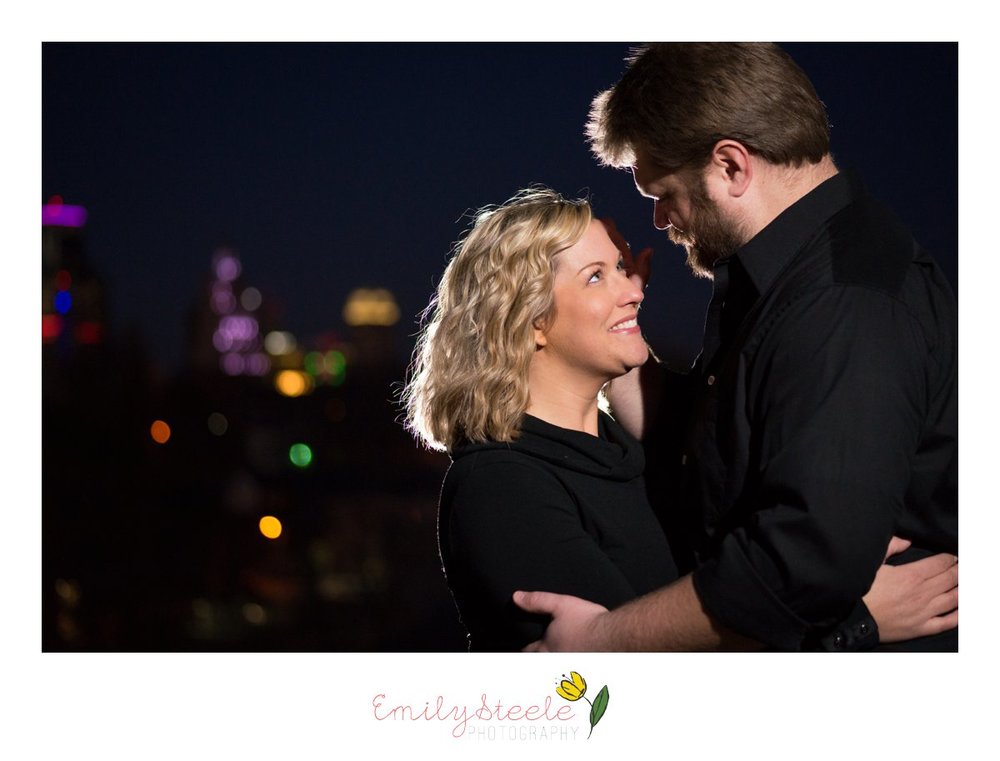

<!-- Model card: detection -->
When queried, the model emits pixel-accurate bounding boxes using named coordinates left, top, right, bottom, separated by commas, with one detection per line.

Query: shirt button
left=681, top=454, right=688, bottom=465
left=859, top=623, right=870, bottom=635
left=707, top=375, right=716, bottom=386
left=833, top=634, right=844, bottom=649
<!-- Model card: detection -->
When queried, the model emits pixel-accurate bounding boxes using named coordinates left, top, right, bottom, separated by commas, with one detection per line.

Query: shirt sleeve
left=692, top=285, right=927, bottom=649
left=443, top=455, right=640, bottom=650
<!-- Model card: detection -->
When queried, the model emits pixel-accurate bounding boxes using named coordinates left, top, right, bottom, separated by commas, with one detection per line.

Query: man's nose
left=653, top=200, right=672, bottom=231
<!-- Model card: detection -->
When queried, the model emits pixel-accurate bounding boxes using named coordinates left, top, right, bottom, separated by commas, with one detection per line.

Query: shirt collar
left=728, top=169, right=858, bottom=296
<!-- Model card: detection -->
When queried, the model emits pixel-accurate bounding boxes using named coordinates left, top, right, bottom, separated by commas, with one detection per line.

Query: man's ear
left=707, top=139, right=753, bottom=198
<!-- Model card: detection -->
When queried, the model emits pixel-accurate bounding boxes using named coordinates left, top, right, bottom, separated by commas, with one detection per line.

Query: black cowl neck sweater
left=439, top=412, right=678, bottom=651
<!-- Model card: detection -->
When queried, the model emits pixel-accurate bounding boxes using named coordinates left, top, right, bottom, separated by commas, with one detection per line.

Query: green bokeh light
left=289, top=443, right=313, bottom=468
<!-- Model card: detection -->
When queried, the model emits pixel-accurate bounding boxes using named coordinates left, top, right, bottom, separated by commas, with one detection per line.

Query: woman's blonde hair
left=403, top=187, right=592, bottom=452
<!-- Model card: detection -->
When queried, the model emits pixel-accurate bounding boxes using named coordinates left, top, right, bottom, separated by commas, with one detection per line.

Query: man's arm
left=605, top=365, right=655, bottom=440
left=514, top=541, right=957, bottom=651
left=514, top=575, right=759, bottom=651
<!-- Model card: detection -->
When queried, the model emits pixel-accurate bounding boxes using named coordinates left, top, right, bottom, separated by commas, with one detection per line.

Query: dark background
left=41, top=42, right=957, bottom=651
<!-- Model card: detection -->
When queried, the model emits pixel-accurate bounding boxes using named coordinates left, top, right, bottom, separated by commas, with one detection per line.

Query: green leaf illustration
left=588, top=685, right=609, bottom=738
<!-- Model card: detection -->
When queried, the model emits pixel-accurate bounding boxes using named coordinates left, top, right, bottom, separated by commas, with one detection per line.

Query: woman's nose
left=619, top=272, right=644, bottom=306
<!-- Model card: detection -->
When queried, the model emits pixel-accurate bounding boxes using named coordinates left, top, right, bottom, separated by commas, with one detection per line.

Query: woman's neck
left=526, top=362, right=604, bottom=436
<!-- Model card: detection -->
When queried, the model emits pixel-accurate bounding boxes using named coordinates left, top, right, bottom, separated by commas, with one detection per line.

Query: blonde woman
left=405, top=187, right=950, bottom=652
left=404, top=187, right=675, bottom=650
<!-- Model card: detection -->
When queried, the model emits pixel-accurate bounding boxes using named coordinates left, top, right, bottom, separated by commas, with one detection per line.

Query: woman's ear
left=533, top=319, right=548, bottom=348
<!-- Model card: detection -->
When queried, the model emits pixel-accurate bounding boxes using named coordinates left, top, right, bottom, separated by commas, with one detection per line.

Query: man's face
left=632, top=155, right=749, bottom=279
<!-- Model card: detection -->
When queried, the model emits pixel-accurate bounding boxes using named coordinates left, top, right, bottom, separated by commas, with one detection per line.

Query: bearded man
left=515, top=43, right=958, bottom=651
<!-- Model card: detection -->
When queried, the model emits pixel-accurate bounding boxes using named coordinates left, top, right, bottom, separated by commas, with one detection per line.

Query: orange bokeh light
left=259, top=515, right=282, bottom=539
left=150, top=420, right=171, bottom=444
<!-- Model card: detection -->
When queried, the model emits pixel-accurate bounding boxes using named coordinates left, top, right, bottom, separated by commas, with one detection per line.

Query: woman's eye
left=587, top=270, right=602, bottom=283
left=616, top=258, right=625, bottom=271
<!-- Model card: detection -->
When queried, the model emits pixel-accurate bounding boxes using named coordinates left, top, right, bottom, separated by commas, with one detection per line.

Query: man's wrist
left=810, top=600, right=880, bottom=651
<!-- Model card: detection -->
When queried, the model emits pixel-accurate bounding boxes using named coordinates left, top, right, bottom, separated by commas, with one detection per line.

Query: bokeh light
left=54, top=270, right=72, bottom=290
left=54, top=290, right=72, bottom=315
left=150, top=420, right=171, bottom=444
left=55, top=578, right=81, bottom=606
left=42, top=198, right=87, bottom=227
left=75, top=321, right=102, bottom=344
left=242, top=602, right=266, bottom=624
left=342, top=288, right=400, bottom=326
left=240, top=287, right=262, bottom=311
left=259, top=515, right=282, bottom=539
left=244, top=353, right=270, bottom=376
left=210, top=288, right=237, bottom=316
left=220, top=353, right=245, bottom=376
left=207, top=412, right=228, bottom=436
left=218, top=315, right=258, bottom=346
left=289, top=443, right=313, bottom=468
left=214, top=252, right=241, bottom=282
left=274, top=369, right=312, bottom=398
left=327, top=350, right=346, bottom=385
left=303, top=351, right=322, bottom=377
left=42, top=314, right=63, bottom=342
left=264, top=331, right=296, bottom=356
left=212, top=329, right=233, bottom=352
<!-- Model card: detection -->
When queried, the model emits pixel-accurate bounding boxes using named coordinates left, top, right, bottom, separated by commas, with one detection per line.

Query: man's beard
left=669, top=178, right=749, bottom=279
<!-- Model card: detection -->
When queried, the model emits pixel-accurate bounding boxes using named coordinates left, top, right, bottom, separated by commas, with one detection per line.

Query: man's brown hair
left=587, top=43, right=830, bottom=171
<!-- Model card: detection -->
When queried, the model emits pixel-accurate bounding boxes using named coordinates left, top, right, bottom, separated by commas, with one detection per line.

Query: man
left=514, top=43, right=958, bottom=651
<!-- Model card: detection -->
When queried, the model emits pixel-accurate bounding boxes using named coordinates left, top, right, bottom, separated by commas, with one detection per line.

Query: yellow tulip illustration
left=554, top=671, right=609, bottom=738
left=556, top=671, right=587, bottom=701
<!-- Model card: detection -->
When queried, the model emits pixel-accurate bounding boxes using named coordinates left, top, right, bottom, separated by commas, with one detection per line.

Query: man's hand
left=600, top=217, right=653, bottom=291
left=863, top=537, right=958, bottom=643
left=513, top=591, right=610, bottom=652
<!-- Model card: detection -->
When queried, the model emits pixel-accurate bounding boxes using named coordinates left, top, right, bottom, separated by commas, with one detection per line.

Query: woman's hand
left=600, top=217, right=653, bottom=291
left=863, top=536, right=958, bottom=643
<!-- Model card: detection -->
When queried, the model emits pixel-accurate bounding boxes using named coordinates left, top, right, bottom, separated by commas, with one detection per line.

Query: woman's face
left=535, top=220, right=648, bottom=384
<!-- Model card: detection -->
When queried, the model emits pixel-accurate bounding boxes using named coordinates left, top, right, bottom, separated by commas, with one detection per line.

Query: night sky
left=42, top=42, right=958, bottom=374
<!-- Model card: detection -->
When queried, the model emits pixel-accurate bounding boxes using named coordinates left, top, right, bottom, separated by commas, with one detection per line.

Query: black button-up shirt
left=675, top=171, right=957, bottom=650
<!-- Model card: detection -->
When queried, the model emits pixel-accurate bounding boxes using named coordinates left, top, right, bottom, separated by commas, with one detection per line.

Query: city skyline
left=43, top=43, right=958, bottom=376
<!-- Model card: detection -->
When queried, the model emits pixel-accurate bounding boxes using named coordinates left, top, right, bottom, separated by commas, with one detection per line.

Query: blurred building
left=44, top=230, right=461, bottom=652
left=188, top=247, right=271, bottom=378
left=42, top=196, right=108, bottom=372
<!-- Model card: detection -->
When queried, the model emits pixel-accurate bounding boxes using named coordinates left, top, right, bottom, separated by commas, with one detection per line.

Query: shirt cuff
left=809, top=600, right=879, bottom=651
left=692, top=543, right=811, bottom=650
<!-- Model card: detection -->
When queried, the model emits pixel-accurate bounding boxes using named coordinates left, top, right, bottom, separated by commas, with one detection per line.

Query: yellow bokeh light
left=259, top=515, right=282, bottom=539
left=274, top=369, right=312, bottom=398
left=150, top=419, right=171, bottom=444
left=343, top=288, right=400, bottom=327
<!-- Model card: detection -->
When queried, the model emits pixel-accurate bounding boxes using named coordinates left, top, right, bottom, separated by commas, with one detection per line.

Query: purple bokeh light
left=214, top=253, right=241, bottom=282
left=43, top=203, right=88, bottom=228
left=220, top=353, right=245, bottom=376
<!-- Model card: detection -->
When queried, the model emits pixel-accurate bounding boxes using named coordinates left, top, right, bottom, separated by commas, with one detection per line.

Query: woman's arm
left=863, top=538, right=959, bottom=643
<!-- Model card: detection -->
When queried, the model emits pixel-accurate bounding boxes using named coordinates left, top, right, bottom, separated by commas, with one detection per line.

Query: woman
left=405, top=187, right=673, bottom=650
left=403, top=187, right=948, bottom=651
